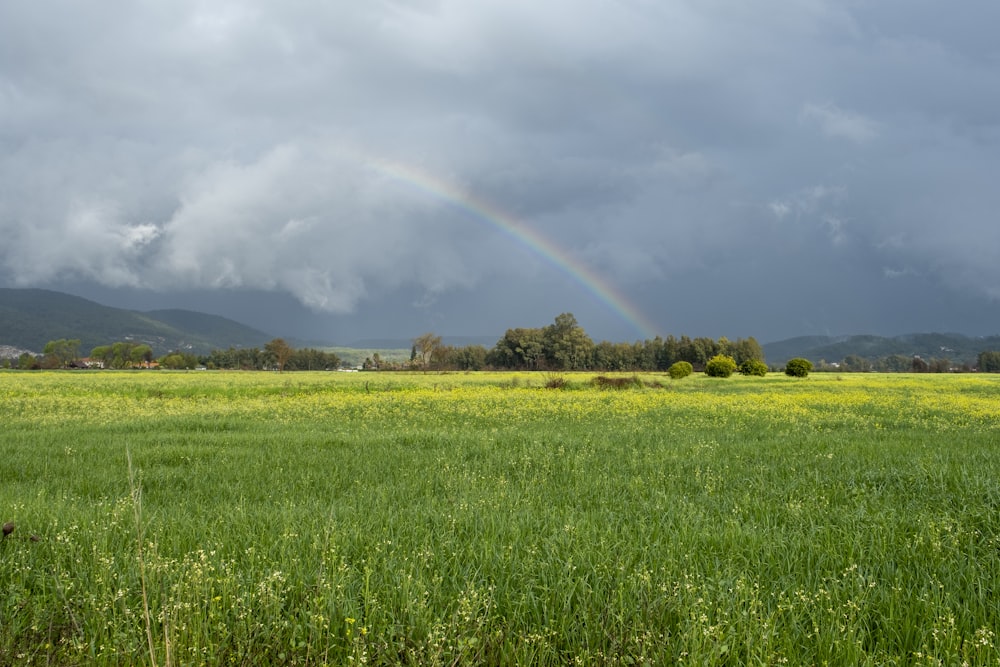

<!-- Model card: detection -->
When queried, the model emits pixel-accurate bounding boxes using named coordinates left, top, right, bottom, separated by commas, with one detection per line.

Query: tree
left=264, top=338, right=294, bottom=372
left=43, top=339, right=81, bottom=368
left=875, top=354, right=912, bottom=373
left=705, top=354, right=737, bottom=377
left=412, top=333, right=442, bottom=367
left=130, top=344, right=154, bottom=367
left=287, top=348, right=340, bottom=371
left=89, top=341, right=140, bottom=369
left=738, top=359, right=768, bottom=377
left=543, top=313, right=594, bottom=370
left=785, top=358, right=813, bottom=377
left=160, top=353, right=187, bottom=369
left=593, top=341, right=637, bottom=371
left=842, top=354, right=871, bottom=372
left=978, top=350, right=1000, bottom=372
left=730, top=337, right=765, bottom=366
left=928, top=358, right=951, bottom=373
left=668, top=361, right=693, bottom=379
left=17, top=352, right=39, bottom=370
left=690, top=338, right=718, bottom=367
left=490, top=327, right=546, bottom=369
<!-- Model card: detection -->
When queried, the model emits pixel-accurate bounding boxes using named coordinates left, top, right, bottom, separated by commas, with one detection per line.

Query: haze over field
left=2, top=2, right=999, bottom=343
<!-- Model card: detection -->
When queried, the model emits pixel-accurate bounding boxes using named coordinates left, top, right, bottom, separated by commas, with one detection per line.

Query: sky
left=2, top=1, right=999, bottom=344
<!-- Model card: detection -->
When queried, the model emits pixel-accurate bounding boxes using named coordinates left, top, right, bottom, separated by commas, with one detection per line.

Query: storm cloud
left=2, top=1, right=999, bottom=341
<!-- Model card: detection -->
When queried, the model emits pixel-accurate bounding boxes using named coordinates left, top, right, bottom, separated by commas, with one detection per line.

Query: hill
left=345, top=336, right=498, bottom=349
left=764, top=333, right=1000, bottom=366
left=0, top=288, right=273, bottom=356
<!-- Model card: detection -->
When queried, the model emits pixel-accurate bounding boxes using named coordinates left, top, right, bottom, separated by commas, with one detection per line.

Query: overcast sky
left=2, top=1, right=999, bottom=344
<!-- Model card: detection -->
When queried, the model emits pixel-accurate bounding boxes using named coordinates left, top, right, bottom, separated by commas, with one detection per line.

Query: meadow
left=1, top=370, right=998, bottom=666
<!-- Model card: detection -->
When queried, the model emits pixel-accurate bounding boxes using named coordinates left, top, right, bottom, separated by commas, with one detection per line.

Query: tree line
left=813, top=351, right=1000, bottom=373
left=7, top=314, right=1000, bottom=373
left=367, top=313, right=767, bottom=372
left=2, top=337, right=340, bottom=372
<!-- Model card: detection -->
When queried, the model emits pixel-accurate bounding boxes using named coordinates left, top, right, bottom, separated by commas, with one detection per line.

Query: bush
left=739, top=359, right=769, bottom=377
left=705, top=354, right=737, bottom=378
left=592, top=375, right=642, bottom=389
left=785, top=358, right=813, bottom=377
left=544, top=375, right=568, bottom=389
left=668, top=361, right=693, bottom=379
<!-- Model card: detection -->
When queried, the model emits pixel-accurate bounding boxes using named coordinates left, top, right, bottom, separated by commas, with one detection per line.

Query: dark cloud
left=2, top=1, right=999, bottom=342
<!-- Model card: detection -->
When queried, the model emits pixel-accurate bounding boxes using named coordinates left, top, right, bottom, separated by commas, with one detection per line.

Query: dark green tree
left=928, top=358, right=951, bottom=373
left=490, top=327, right=546, bottom=369
left=543, top=313, right=594, bottom=370
left=977, top=350, right=1000, bottom=372
left=18, top=352, right=39, bottom=370
left=730, top=337, right=766, bottom=365
left=842, top=354, right=871, bottom=372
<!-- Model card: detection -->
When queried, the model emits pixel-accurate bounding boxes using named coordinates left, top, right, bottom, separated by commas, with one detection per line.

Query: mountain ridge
left=762, top=332, right=1000, bottom=366
left=0, top=288, right=273, bottom=355
left=3, top=288, right=999, bottom=364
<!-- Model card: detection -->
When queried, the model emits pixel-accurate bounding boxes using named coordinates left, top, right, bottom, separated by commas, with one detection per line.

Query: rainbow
left=360, top=155, right=660, bottom=341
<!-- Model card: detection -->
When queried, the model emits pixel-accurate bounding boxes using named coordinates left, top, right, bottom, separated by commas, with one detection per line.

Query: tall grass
left=1, top=371, right=999, bottom=664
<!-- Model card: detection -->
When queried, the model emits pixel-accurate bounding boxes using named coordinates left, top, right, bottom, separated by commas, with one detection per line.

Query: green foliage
left=841, top=354, right=872, bottom=372
left=668, top=360, right=693, bottom=379
left=159, top=352, right=198, bottom=369
left=785, top=357, right=813, bottom=377
left=978, top=350, right=1000, bottom=372
left=42, top=338, right=81, bottom=367
left=264, top=338, right=293, bottom=372
left=705, top=354, right=737, bottom=378
left=544, top=313, right=594, bottom=370
left=285, top=347, right=341, bottom=371
left=17, top=352, right=38, bottom=369
left=738, top=359, right=769, bottom=376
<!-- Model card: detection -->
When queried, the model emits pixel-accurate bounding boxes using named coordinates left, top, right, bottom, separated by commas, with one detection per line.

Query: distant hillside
left=764, top=333, right=1000, bottom=366
left=0, top=288, right=273, bottom=355
left=346, top=335, right=498, bottom=349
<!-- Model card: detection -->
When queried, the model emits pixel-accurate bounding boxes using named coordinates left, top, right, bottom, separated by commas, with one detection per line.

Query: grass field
left=1, top=370, right=999, bottom=665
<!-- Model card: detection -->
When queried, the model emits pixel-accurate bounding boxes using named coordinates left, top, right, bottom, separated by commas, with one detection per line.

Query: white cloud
left=883, top=267, right=916, bottom=279
left=801, top=103, right=880, bottom=144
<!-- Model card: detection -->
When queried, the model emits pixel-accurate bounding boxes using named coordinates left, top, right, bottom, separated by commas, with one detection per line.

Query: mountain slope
left=764, top=333, right=1000, bottom=366
left=0, top=288, right=272, bottom=355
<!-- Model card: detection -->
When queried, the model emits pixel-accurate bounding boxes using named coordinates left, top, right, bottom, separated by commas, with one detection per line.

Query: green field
left=2, top=371, right=999, bottom=665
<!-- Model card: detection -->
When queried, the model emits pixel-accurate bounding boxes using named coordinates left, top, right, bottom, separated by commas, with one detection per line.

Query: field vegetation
left=1, top=370, right=999, bottom=665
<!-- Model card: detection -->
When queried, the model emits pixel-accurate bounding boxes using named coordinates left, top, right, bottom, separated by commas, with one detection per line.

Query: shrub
left=544, top=375, right=568, bottom=389
left=592, top=375, right=642, bottom=389
left=785, top=358, right=813, bottom=377
left=738, top=359, right=768, bottom=377
left=668, top=361, right=693, bottom=379
left=705, top=354, right=737, bottom=378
